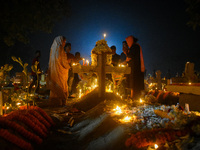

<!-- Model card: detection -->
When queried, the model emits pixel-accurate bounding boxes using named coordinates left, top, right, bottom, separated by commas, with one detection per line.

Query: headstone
left=184, top=62, right=195, bottom=81
left=156, top=70, right=162, bottom=90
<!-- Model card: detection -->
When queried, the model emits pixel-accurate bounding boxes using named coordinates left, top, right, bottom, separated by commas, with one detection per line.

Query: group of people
left=29, top=35, right=145, bottom=107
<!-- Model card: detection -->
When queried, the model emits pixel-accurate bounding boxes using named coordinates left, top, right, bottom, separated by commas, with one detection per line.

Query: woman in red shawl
left=125, top=35, right=145, bottom=100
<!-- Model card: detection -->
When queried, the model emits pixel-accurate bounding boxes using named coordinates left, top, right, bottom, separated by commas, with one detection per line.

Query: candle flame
left=103, top=33, right=106, bottom=38
left=154, top=144, right=158, bottom=149
left=139, top=98, right=143, bottom=103
left=16, top=102, right=21, bottom=106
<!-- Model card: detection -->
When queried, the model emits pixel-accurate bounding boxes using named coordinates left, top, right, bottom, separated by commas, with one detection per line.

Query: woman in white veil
left=48, top=36, right=70, bottom=106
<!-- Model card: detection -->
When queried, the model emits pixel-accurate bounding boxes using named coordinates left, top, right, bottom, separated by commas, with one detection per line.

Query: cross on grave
left=72, top=52, right=131, bottom=98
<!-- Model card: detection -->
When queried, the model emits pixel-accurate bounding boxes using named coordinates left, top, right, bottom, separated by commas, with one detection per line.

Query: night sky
left=5, top=0, right=200, bottom=77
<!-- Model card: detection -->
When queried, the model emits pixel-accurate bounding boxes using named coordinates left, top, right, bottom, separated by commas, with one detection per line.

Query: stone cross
left=72, top=52, right=131, bottom=98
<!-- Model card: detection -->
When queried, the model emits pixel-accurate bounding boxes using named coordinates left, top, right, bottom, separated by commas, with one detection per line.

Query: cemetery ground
left=36, top=88, right=130, bottom=150
left=2, top=87, right=200, bottom=150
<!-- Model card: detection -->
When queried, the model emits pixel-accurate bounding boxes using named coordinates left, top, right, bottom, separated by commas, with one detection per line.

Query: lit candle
left=86, top=60, right=89, bottom=66
left=103, top=33, right=106, bottom=39
left=16, top=102, right=21, bottom=106
left=79, top=89, right=82, bottom=98
left=82, top=58, right=85, bottom=65
left=154, top=144, right=158, bottom=149
left=185, top=103, right=190, bottom=112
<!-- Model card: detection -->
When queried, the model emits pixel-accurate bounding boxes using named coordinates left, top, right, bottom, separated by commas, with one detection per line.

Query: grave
left=72, top=39, right=131, bottom=99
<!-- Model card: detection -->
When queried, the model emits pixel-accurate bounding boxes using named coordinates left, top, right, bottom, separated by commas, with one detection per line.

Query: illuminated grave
left=72, top=38, right=131, bottom=98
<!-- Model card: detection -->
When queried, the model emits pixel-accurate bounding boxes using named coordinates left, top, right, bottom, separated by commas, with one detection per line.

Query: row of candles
left=82, top=58, right=90, bottom=66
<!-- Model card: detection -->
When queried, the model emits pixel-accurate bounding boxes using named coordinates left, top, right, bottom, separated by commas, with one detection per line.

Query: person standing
left=111, top=45, right=120, bottom=66
left=120, top=41, right=129, bottom=63
left=72, top=52, right=82, bottom=94
left=29, top=50, right=41, bottom=94
left=48, top=36, right=70, bottom=106
left=64, top=43, right=75, bottom=97
left=125, top=35, right=145, bottom=100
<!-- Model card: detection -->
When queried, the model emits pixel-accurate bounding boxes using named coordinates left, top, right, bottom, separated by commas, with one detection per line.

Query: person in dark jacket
left=125, top=35, right=145, bottom=100
left=120, top=41, right=129, bottom=63
left=111, top=45, right=120, bottom=66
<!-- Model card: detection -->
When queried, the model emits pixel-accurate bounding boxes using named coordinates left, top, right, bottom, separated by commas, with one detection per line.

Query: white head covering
left=48, top=36, right=70, bottom=106
left=49, top=36, right=65, bottom=66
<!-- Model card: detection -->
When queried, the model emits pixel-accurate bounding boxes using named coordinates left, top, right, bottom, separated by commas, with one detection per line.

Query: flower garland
left=125, top=128, right=189, bottom=148
left=32, top=106, right=55, bottom=126
left=91, top=39, right=112, bottom=66
left=0, top=128, right=33, bottom=150
left=0, top=117, right=42, bottom=144
left=20, top=106, right=54, bottom=126
left=28, top=109, right=51, bottom=128
left=23, top=110, right=48, bottom=133
left=6, top=112, right=47, bottom=138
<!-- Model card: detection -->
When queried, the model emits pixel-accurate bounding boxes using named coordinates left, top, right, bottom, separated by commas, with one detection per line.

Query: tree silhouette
left=185, top=0, right=200, bottom=30
left=0, top=0, right=70, bottom=46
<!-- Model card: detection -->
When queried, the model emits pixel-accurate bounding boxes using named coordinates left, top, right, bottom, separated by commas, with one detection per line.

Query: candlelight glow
left=113, top=106, right=122, bottom=115
left=189, top=82, right=192, bottom=85
left=122, top=116, right=131, bottom=122
left=106, top=84, right=112, bottom=92
left=79, top=89, right=82, bottom=98
left=154, top=144, right=158, bottom=149
left=86, top=60, right=89, bottom=65
left=103, top=33, right=106, bottom=39
left=16, top=102, right=21, bottom=106
left=139, top=98, right=143, bottom=103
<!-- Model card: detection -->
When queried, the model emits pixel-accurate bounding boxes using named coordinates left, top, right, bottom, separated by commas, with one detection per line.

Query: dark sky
left=13, top=0, right=200, bottom=77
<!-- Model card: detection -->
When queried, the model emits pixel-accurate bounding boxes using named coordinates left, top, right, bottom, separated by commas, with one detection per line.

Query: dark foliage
left=0, top=0, right=70, bottom=46
left=185, top=0, right=200, bottom=30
